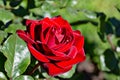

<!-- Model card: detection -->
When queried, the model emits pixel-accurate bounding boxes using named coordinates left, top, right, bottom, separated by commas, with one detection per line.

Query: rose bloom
left=17, top=16, right=85, bottom=76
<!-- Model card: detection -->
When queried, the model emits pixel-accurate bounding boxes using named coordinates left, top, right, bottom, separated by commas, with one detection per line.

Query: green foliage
left=0, top=72, right=7, bottom=80
left=0, top=9, right=14, bottom=23
left=0, top=0, right=120, bottom=80
left=14, top=75, right=34, bottom=80
left=1, top=35, right=30, bottom=80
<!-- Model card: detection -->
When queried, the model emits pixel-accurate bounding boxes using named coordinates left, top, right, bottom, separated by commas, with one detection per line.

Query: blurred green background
left=0, top=0, right=120, bottom=80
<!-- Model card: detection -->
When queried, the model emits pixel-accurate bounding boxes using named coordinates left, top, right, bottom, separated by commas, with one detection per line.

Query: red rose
left=17, top=16, right=85, bottom=76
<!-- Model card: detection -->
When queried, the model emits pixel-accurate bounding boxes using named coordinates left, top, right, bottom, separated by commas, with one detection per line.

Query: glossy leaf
left=1, top=34, right=30, bottom=79
left=0, top=72, right=7, bottom=80
left=0, top=9, right=14, bottom=23
left=42, top=72, right=59, bottom=80
left=14, top=75, right=34, bottom=80
left=5, top=23, right=25, bottom=33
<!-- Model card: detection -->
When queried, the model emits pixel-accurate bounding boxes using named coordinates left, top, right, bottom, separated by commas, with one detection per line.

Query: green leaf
left=0, top=31, right=7, bottom=44
left=72, top=0, right=120, bottom=19
left=58, top=65, right=76, bottom=78
left=14, top=75, right=34, bottom=80
left=0, top=72, right=7, bottom=80
left=0, top=9, right=14, bottom=23
left=0, top=0, right=4, bottom=6
left=5, top=23, right=25, bottom=33
left=104, top=72, right=120, bottom=80
left=1, top=34, right=30, bottom=79
left=103, top=49, right=120, bottom=74
left=42, top=72, right=59, bottom=80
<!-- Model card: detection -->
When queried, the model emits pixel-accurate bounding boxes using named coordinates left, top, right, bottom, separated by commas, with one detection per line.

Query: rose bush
left=16, top=16, right=85, bottom=76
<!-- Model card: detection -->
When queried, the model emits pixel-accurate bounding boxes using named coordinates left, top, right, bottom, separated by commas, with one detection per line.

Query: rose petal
left=73, top=32, right=84, bottom=51
left=27, top=44, right=50, bottom=62
left=47, top=32, right=56, bottom=48
left=46, top=55, right=70, bottom=61
left=40, top=21, right=52, bottom=43
left=42, top=41, right=79, bottom=61
left=52, top=50, right=67, bottom=57
left=56, top=48, right=86, bottom=68
left=67, top=46, right=78, bottom=59
left=29, top=23, right=36, bottom=40
left=16, top=30, right=35, bottom=44
left=53, top=41, right=73, bottom=52
left=52, top=33, right=74, bottom=52
left=43, top=63, right=72, bottom=76
left=26, top=19, right=38, bottom=26
left=73, top=30, right=81, bottom=35
left=51, top=16, right=72, bottom=31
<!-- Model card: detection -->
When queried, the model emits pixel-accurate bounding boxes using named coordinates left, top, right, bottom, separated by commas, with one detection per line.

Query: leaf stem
left=27, top=62, right=41, bottom=75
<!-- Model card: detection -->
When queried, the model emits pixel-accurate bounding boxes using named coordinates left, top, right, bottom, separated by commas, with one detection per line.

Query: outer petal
left=27, top=44, right=50, bottom=62
left=73, top=31, right=84, bottom=51
left=16, top=30, right=35, bottom=44
left=56, top=48, right=85, bottom=68
left=73, top=30, right=81, bottom=35
left=43, top=63, right=72, bottom=76
left=26, top=19, right=39, bottom=26
left=28, top=23, right=37, bottom=40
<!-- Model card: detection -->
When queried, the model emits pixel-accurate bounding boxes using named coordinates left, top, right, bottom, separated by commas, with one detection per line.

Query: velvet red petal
left=26, top=19, right=38, bottom=26
left=52, top=50, right=67, bottom=57
left=40, top=21, right=51, bottom=43
left=73, top=30, right=81, bottom=35
left=27, top=44, right=50, bottom=62
left=28, top=23, right=37, bottom=40
left=56, top=48, right=85, bottom=68
left=73, top=32, right=84, bottom=51
left=41, top=23, right=51, bottom=43
left=52, top=41, right=73, bottom=52
left=67, top=46, right=78, bottom=59
left=51, top=16, right=72, bottom=31
left=46, top=55, right=70, bottom=61
left=43, top=63, right=72, bottom=76
left=16, top=30, right=35, bottom=44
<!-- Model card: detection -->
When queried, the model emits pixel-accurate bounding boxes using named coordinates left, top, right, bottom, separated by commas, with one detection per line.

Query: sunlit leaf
left=73, top=0, right=120, bottom=19
left=42, top=72, right=59, bottom=80
left=5, top=23, right=25, bottom=33
left=1, top=34, right=30, bottom=79
left=0, top=72, right=7, bottom=80
left=0, top=9, right=14, bottom=23
left=14, top=75, right=34, bottom=80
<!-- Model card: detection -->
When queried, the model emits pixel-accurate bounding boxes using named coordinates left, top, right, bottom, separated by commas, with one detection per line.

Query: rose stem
left=27, top=62, right=40, bottom=75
